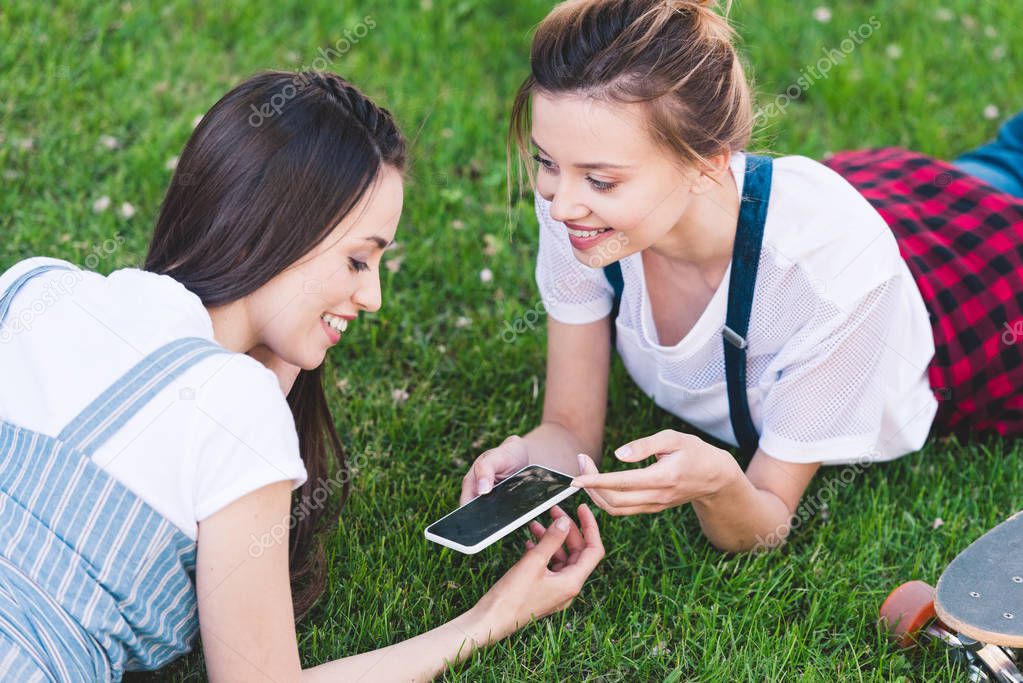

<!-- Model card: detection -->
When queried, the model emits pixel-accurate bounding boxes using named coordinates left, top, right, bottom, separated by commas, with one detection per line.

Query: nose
left=352, top=272, right=382, bottom=313
left=545, top=178, right=589, bottom=224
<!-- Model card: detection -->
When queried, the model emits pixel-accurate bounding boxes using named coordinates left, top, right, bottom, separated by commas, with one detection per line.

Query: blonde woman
left=461, top=0, right=1023, bottom=553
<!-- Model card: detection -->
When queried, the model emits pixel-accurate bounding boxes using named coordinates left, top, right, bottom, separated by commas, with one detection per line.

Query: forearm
left=691, top=471, right=794, bottom=554
left=302, top=607, right=498, bottom=683
left=520, top=420, right=600, bottom=475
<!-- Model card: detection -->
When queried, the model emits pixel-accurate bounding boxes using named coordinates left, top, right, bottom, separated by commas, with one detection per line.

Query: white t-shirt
left=535, top=152, right=939, bottom=466
left=0, top=256, right=308, bottom=539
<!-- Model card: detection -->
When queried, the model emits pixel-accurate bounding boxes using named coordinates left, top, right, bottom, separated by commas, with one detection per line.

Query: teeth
left=567, top=227, right=610, bottom=238
left=321, top=313, right=349, bottom=334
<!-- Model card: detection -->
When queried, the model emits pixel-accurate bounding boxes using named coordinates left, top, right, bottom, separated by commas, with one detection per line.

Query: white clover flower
left=479, top=268, right=493, bottom=283
left=118, top=202, right=136, bottom=219
left=92, top=195, right=111, bottom=213
left=99, top=134, right=120, bottom=150
left=812, top=6, right=832, bottom=23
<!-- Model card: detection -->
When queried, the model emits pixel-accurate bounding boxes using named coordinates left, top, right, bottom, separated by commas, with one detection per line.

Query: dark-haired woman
left=0, top=71, right=603, bottom=681
left=460, top=0, right=1022, bottom=553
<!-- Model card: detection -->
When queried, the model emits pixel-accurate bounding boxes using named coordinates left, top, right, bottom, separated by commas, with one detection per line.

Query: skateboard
left=880, top=510, right=1023, bottom=682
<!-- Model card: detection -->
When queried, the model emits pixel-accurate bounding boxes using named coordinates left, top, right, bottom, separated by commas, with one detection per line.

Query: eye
left=348, top=257, right=370, bottom=273
left=587, top=177, right=618, bottom=193
left=532, top=152, right=557, bottom=174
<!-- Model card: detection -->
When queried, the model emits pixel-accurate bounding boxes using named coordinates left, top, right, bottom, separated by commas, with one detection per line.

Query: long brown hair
left=509, top=0, right=751, bottom=186
left=145, top=70, right=406, bottom=619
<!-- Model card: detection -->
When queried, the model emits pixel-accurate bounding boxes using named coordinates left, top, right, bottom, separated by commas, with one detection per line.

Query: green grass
left=3, top=0, right=1022, bottom=680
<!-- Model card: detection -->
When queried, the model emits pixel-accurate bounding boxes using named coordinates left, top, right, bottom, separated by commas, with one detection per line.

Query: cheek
left=614, top=185, right=689, bottom=233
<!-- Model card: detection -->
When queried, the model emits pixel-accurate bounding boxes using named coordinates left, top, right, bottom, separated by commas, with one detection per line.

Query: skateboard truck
left=880, top=581, right=1023, bottom=682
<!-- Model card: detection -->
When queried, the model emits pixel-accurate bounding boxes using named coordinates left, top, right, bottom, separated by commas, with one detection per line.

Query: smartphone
left=425, top=464, right=579, bottom=554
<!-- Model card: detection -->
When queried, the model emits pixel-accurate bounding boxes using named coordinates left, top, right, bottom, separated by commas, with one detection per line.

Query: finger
left=600, top=504, right=663, bottom=516
left=529, top=515, right=572, bottom=566
left=548, top=506, right=584, bottom=555
left=459, top=448, right=514, bottom=504
left=525, top=540, right=535, bottom=551
left=571, top=466, right=668, bottom=492
left=458, top=471, right=477, bottom=506
left=577, top=453, right=600, bottom=476
left=556, top=504, right=605, bottom=580
left=579, top=485, right=618, bottom=516
left=473, top=457, right=499, bottom=497
left=570, top=453, right=604, bottom=488
left=570, top=455, right=615, bottom=513
left=613, top=429, right=695, bottom=463
left=528, top=520, right=568, bottom=566
left=596, top=487, right=666, bottom=509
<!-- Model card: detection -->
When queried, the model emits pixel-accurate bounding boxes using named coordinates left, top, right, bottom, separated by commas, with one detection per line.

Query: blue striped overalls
left=0, top=264, right=230, bottom=681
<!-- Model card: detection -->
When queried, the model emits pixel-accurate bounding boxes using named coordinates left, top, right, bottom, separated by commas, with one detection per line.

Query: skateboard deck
left=934, top=510, right=1023, bottom=647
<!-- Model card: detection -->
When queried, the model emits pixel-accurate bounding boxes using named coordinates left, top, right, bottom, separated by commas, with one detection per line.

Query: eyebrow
left=531, top=138, right=633, bottom=170
left=365, top=236, right=394, bottom=250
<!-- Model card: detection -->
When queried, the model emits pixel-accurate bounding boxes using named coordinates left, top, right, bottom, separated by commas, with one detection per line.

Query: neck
left=205, top=301, right=257, bottom=354
left=648, top=168, right=740, bottom=285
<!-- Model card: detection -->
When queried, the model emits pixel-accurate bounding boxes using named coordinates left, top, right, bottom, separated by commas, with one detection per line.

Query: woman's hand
left=470, top=504, right=603, bottom=641
left=246, top=344, right=303, bottom=397
left=459, top=435, right=530, bottom=505
left=570, top=429, right=743, bottom=516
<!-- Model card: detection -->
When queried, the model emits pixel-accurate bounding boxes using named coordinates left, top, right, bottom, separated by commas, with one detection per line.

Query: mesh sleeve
left=758, top=277, right=901, bottom=464
left=534, top=194, right=614, bottom=324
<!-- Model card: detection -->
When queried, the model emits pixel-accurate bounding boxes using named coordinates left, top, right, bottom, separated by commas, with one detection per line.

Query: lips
left=321, top=317, right=341, bottom=344
left=564, top=222, right=615, bottom=251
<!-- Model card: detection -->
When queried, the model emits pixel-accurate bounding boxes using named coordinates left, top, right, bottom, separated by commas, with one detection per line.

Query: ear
left=691, top=149, right=732, bottom=194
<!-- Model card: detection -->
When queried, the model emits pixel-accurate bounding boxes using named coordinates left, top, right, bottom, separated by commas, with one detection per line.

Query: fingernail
left=555, top=517, right=570, bottom=531
left=577, top=453, right=586, bottom=469
left=614, top=445, right=632, bottom=460
left=478, top=478, right=491, bottom=494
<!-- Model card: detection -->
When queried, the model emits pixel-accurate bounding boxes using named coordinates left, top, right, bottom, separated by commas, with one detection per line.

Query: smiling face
left=243, top=165, right=404, bottom=369
left=530, top=91, right=730, bottom=268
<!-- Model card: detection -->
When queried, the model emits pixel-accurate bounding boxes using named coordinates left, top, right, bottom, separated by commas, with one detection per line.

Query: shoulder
left=189, top=352, right=296, bottom=429
left=0, top=256, right=81, bottom=290
left=763, top=154, right=903, bottom=305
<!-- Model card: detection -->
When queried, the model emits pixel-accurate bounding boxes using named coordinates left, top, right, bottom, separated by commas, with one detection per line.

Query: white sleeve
left=191, top=356, right=307, bottom=521
left=534, top=194, right=614, bottom=324
left=758, top=277, right=901, bottom=465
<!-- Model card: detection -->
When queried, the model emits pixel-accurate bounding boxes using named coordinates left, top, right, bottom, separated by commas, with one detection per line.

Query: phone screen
left=427, top=465, right=575, bottom=549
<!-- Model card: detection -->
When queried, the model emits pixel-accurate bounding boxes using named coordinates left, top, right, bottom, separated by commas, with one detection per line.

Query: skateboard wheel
left=879, top=580, right=936, bottom=648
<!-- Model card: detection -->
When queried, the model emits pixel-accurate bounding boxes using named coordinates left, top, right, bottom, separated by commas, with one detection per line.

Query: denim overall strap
left=603, top=258, right=625, bottom=346
left=724, top=155, right=772, bottom=465
left=0, top=264, right=233, bottom=679
left=57, top=337, right=229, bottom=454
left=602, top=154, right=772, bottom=465
left=0, top=263, right=79, bottom=327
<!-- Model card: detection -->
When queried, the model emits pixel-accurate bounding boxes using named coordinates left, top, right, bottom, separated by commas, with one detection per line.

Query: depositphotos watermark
left=500, top=230, right=630, bottom=344
left=248, top=16, right=377, bottom=128
left=248, top=451, right=368, bottom=557
left=752, top=448, right=881, bottom=553
left=0, top=234, right=125, bottom=344
left=755, top=16, right=881, bottom=123
left=1003, top=319, right=1023, bottom=345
